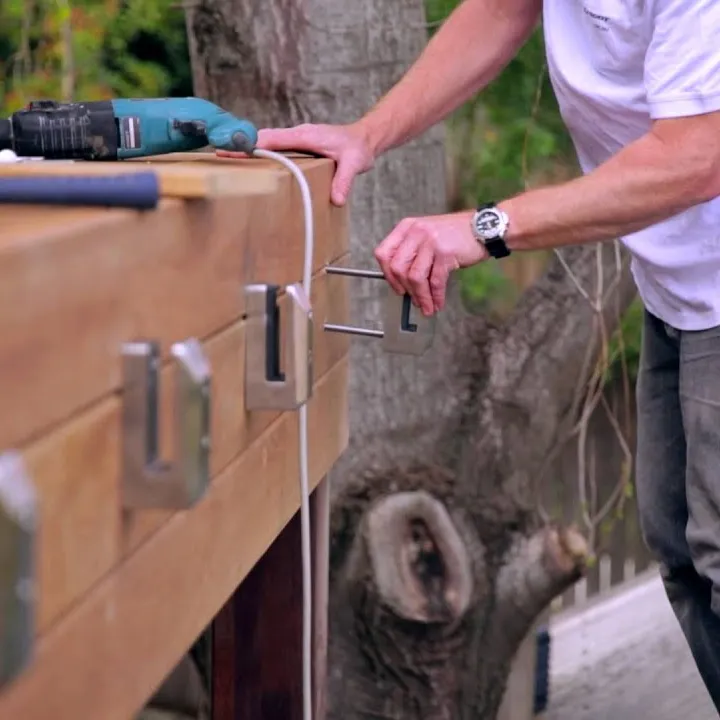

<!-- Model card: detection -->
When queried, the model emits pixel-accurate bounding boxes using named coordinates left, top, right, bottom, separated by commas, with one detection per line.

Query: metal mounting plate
left=121, top=338, right=212, bottom=510
left=381, top=290, right=436, bottom=355
left=245, top=283, right=313, bottom=410
left=323, top=265, right=436, bottom=356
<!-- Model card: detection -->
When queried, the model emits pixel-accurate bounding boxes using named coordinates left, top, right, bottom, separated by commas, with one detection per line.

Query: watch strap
left=476, top=203, right=511, bottom=259
left=485, top=237, right=511, bottom=259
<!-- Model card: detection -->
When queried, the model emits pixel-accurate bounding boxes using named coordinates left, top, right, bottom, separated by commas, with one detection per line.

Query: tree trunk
left=184, top=2, right=638, bottom=718
left=186, top=0, right=460, bottom=475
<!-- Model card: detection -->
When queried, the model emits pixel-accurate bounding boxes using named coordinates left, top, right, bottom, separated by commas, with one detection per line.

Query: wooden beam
left=23, top=259, right=349, bottom=633
left=211, top=475, right=332, bottom=720
left=0, top=358, right=349, bottom=720
left=212, top=506, right=305, bottom=720
left=0, top=157, right=347, bottom=450
left=0, top=155, right=281, bottom=199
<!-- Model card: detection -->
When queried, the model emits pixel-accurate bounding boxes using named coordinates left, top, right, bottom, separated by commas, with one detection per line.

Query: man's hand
left=217, top=1, right=540, bottom=207
left=217, top=122, right=375, bottom=206
left=374, top=211, right=486, bottom=316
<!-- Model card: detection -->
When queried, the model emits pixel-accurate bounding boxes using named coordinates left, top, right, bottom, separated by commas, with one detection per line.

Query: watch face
left=475, top=209, right=503, bottom=238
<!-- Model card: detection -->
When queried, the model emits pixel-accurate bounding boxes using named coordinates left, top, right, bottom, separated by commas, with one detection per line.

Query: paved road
left=548, top=570, right=717, bottom=720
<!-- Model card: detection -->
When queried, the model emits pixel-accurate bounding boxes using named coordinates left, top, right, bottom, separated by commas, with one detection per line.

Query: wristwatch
left=471, top=203, right=511, bottom=259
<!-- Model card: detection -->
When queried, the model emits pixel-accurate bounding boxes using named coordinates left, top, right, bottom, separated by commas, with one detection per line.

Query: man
left=221, top=0, right=720, bottom=707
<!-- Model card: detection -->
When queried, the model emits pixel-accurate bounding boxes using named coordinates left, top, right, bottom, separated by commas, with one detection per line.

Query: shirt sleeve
left=644, top=0, right=720, bottom=119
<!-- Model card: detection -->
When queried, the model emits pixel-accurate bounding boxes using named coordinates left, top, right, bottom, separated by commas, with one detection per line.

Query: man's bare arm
left=236, top=0, right=541, bottom=206
left=500, top=113, right=720, bottom=251
left=360, top=0, right=542, bottom=156
left=373, top=112, right=720, bottom=315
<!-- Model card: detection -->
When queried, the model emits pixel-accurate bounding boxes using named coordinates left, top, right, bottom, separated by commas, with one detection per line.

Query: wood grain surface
left=0, top=157, right=347, bottom=450
left=0, top=358, right=348, bottom=720
left=0, top=155, right=350, bottom=719
left=23, top=259, right=348, bottom=633
left=0, top=154, right=281, bottom=198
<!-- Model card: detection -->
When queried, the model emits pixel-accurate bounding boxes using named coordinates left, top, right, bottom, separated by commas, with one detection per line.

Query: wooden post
left=211, top=482, right=329, bottom=720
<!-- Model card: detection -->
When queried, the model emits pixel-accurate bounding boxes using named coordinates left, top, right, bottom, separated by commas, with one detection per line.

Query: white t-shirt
left=543, top=0, right=720, bottom=330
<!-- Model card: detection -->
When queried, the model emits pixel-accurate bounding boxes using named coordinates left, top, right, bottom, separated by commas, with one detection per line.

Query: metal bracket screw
left=121, top=338, right=212, bottom=510
left=323, top=265, right=436, bottom=356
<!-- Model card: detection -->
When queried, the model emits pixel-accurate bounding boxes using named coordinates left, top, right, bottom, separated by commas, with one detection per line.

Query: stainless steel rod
left=323, top=323, right=384, bottom=339
left=325, top=266, right=384, bottom=280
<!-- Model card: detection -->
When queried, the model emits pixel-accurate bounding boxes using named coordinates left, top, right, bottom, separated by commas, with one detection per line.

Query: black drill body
left=0, top=101, right=120, bottom=160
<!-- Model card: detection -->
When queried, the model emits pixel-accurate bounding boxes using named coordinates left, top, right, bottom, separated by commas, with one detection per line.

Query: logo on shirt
left=583, top=6, right=610, bottom=31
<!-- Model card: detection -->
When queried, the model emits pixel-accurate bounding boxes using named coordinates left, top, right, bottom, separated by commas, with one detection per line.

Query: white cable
left=251, top=147, right=314, bottom=720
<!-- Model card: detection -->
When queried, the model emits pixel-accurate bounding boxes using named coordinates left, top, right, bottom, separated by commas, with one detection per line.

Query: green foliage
left=450, top=30, right=576, bottom=206
left=605, top=296, right=644, bottom=383
left=0, top=0, right=191, bottom=116
left=427, top=2, right=576, bottom=207
left=426, top=4, right=578, bottom=311
left=459, top=261, right=517, bottom=311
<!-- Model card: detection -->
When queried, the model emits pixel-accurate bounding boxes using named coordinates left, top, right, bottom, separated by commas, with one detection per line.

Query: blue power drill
left=0, top=97, right=259, bottom=160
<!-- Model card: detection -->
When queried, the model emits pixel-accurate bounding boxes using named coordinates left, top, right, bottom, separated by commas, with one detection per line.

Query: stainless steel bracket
left=121, top=338, right=211, bottom=510
left=323, top=266, right=436, bottom=356
left=0, top=451, right=36, bottom=688
left=245, top=283, right=313, bottom=411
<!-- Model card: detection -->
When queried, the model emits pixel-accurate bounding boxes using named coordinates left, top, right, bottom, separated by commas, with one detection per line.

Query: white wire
left=251, top=147, right=314, bottom=720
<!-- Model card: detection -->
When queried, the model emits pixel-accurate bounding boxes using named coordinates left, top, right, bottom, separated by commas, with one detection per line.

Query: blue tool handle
left=0, top=172, right=160, bottom=208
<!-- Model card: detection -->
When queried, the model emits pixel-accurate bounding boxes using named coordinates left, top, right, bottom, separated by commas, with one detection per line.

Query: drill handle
left=206, top=117, right=258, bottom=154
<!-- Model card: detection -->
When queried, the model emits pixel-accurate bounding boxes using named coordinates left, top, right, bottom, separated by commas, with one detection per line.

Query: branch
left=362, top=491, right=474, bottom=624
left=330, top=277, right=491, bottom=482
left=455, top=243, right=637, bottom=528
left=333, top=489, right=481, bottom=718
left=487, top=525, right=588, bottom=658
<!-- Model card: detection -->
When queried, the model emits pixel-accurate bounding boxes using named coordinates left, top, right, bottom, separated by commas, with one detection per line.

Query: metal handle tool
left=323, top=265, right=436, bottom=356
left=0, top=172, right=160, bottom=208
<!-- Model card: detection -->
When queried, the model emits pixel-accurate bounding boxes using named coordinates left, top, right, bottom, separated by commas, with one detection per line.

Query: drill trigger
left=173, top=119, right=208, bottom=138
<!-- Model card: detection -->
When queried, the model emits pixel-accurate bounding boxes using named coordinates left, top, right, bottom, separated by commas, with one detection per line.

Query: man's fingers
left=407, top=243, right=435, bottom=316
left=429, top=258, right=455, bottom=313
left=256, top=125, right=326, bottom=153
left=388, top=230, right=423, bottom=299
left=214, top=127, right=317, bottom=158
left=331, top=156, right=358, bottom=206
left=374, top=219, right=415, bottom=296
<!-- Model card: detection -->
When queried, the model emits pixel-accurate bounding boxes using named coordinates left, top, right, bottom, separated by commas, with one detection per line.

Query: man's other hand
left=216, top=122, right=375, bottom=207
left=374, top=212, right=487, bottom=316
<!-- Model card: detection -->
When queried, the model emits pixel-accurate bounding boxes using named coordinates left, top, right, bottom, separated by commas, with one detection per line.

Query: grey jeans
left=636, top=308, right=720, bottom=710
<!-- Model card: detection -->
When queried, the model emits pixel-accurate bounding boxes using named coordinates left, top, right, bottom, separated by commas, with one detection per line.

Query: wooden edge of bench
left=0, top=186, right=347, bottom=449
left=0, top=358, right=349, bottom=720
left=0, top=160, right=281, bottom=199
left=25, top=257, right=350, bottom=632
